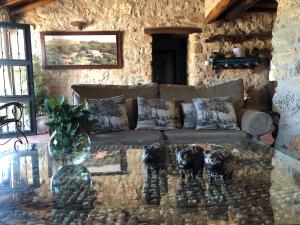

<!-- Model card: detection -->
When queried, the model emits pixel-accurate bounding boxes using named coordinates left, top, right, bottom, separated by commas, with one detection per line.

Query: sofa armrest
left=240, top=109, right=274, bottom=137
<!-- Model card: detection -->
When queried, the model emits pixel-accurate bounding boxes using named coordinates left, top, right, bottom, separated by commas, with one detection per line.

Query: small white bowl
left=232, top=47, right=246, bottom=57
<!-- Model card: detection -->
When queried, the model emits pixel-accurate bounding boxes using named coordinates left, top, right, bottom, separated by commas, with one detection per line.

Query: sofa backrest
left=71, top=79, right=245, bottom=129
left=72, top=83, right=159, bottom=103
left=159, top=79, right=245, bottom=109
left=159, top=84, right=196, bottom=102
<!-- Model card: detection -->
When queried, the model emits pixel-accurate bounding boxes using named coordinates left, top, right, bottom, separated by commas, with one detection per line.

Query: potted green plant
left=33, top=55, right=49, bottom=134
left=44, top=96, right=97, bottom=165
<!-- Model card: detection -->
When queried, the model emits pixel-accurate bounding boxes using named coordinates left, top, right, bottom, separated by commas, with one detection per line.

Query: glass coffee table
left=0, top=140, right=299, bottom=225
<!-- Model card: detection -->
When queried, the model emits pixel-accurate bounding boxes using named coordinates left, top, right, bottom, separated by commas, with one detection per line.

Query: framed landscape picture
left=40, top=31, right=123, bottom=69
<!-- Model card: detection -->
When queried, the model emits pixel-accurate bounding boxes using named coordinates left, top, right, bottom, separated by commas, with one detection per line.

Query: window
left=0, top=22, right=36, bottom=137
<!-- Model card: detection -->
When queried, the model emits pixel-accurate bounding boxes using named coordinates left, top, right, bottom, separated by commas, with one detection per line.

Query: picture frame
left=40, top=31, right=123, bottom=69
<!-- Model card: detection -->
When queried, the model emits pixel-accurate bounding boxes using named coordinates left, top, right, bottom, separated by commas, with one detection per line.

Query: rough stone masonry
left=17, top=0, right=274, bottom=100
left=272, top=0, right=300, bottom=153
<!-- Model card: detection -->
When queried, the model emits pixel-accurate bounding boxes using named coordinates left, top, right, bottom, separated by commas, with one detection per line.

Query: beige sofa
left=72, top=79, right=274, bottom=145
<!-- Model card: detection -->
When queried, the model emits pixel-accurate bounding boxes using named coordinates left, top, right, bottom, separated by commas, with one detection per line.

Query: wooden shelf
left=208, top=57, right=261, bottom=69
left=205, top=32, right=272, bottom=44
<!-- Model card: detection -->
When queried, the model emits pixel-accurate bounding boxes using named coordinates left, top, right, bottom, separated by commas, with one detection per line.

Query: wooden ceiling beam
left=226, top=0, right=262, bottom=20
left=205, top=0, right=277, bottom=23
left=0, top=0, right=29, bottom=7
left=205, top=0, right=238, bottom=24
left=9, top=0, right=57, bottom=16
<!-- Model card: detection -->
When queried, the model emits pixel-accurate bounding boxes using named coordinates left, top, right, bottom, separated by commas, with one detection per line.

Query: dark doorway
left=152, top=35, right=187, bottom=85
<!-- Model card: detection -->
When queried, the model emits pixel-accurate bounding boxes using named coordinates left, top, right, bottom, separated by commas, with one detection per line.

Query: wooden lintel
left=226, top=0, right=261, bottom=20
left=205, top=32, right=272, bottom=44
left=144, top=26, right=202, bottom=36
left=9, top=0, right=57, bottom=16
left=205, top=0, right=238, bottom=24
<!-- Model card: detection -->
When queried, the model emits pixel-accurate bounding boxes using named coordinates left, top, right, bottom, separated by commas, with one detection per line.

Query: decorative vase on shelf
left=44, top=96, right=97, bottom=165
left=49, top=131, right=91, bottom=165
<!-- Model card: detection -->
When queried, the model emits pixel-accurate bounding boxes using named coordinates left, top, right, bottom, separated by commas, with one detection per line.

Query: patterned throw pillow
left=192, top=98, right=239, bottom=130
left=181, top=103, right=197, bottom=129
left=85, top=96, right=129, bottom=133
left=136, top=97, right=176, bottom=130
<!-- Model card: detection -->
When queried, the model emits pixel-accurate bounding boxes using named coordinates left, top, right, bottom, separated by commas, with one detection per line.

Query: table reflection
left=0, top=145, right=40, bottom=196
left=51, top=165, right=96, bottom=225
left=0, top=142, right=298, bottom=225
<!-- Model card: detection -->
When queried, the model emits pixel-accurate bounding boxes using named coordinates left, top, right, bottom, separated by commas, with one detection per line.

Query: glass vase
left=50, top=165, right=96, bottom=224
left=49, top=131, right=91, bottom=165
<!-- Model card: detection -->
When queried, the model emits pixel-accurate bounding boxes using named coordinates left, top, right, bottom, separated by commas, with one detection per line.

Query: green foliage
left=44, top=96, right=97, bottom=140
left=45, top=96, right=97, bottom=163
left=33, top=55, right=49, bottom=115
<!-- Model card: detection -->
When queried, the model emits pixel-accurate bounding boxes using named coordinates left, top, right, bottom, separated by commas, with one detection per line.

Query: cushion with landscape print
left=181, top=103, right=197, bottom=129
left=85, top=96, right=129, bottom=133
left=192, top=97, right=239, bottom=130
left=136, top=97, right=176, bottom=130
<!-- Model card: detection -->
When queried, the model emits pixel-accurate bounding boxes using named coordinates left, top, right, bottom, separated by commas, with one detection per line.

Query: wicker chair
left=0, top=102, right=28, bottom=150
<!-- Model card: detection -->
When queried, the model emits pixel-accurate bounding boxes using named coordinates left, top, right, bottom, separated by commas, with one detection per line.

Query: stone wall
left=270, top=151, right=300, bottom=224
left=190, top=13, right=275, bottom=93
left=16, top=0, right=275, bottom=100
left=205, top=0, right=222, bottom=18
left=272, top=0, right=300, bottom=153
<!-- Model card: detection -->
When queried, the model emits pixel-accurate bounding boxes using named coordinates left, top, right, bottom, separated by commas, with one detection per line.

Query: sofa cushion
left=193, top=97, right=239, bottom=130
left=136, top=97, right=176, bottom=130
left=241, top=110, right=274, bottom=136
left=159, top=80, right=244, bottom=109
left=159, top=80, right=244, bottom=127
left=86, top=96, right=129, bottom=133
left=125, top=98, right=138, bottom=129
left=159, top=84, right=197, bottom=128
left=163, top=129, right=247, bottom=144
left=72, top=84, right=159, bottom=129
left=196, top=79, right=244, bottom=109
left=181, top=103, right=197, bottom=128
left=90, top=130, right=161, bottom=145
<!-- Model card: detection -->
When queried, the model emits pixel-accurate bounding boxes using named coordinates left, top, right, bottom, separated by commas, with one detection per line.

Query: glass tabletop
left=0, top=140, right=299, bottom=225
